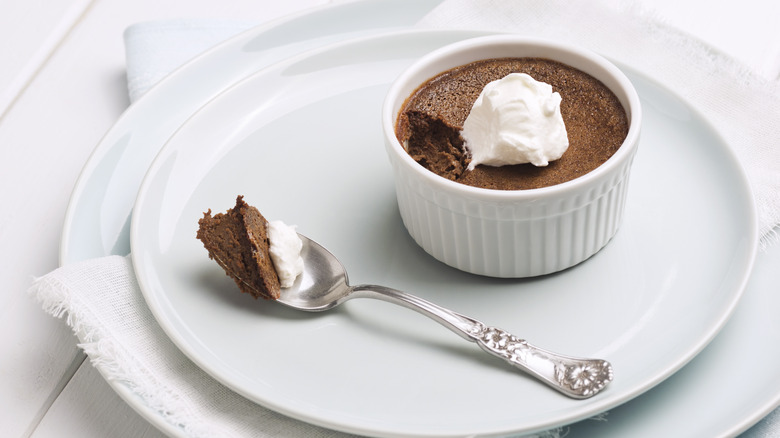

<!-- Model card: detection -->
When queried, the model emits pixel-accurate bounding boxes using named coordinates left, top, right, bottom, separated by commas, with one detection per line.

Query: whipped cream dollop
left=267, top=220, right=304, bottom=288
left=461, top=73, right=569, bottom=169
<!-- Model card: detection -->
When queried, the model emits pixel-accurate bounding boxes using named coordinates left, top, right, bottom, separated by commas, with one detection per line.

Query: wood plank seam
left=0, top=0, right=95, bottom=124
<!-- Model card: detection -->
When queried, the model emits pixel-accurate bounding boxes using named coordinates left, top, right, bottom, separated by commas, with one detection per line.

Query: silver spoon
left=272, top=234, right=614, bottom=399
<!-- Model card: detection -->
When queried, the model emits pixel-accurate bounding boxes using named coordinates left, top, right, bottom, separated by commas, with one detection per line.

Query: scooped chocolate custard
left=395, top=58, right=629, bottom=190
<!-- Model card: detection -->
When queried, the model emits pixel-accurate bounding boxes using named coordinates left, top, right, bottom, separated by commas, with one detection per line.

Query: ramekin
left=381, top=35, right=641, bottom=278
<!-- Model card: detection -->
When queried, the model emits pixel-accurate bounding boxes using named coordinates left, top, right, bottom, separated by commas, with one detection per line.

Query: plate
left=130, top=30, right=756, bottom=437
left=61, top=1, right=780, bottom=436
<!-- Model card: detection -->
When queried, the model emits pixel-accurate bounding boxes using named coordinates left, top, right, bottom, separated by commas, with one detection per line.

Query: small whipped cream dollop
left=267, top=220, right=304, bottom=288
left=461, top=73, right=569, bottom=169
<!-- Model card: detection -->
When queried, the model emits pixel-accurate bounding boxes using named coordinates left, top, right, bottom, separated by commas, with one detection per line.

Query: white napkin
left=29, top=1, right=780, bottom=437
left=32, top=255, right=361, bottom=438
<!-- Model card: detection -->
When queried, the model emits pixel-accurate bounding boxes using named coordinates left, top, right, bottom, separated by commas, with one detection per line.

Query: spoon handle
left=466, top=322, right=613, bottom=399
left=351, top=284, right=613, bottom=399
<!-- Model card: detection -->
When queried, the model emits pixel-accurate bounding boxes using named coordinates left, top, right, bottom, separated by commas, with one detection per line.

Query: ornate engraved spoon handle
left=468, top=322, right=613, bottom=399
left=350, top=285, right=613, bottom=399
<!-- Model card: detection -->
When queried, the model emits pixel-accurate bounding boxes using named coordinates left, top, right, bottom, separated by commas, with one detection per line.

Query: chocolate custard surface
left=396, top=58, right=629, bottom=190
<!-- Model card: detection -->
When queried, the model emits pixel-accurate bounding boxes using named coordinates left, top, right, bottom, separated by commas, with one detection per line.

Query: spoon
left=272, top=234, right=614, bottom=399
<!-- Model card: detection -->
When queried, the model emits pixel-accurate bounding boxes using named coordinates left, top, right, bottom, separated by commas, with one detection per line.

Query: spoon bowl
left=276, top=234, right=351, bottom=311
left=272, top=234, right=613, bottom=399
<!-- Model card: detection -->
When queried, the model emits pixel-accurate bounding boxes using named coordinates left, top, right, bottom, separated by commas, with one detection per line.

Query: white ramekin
left=382, top=35, right=642, bottom=278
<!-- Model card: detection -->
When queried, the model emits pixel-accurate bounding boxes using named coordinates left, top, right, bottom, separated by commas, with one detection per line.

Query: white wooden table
left=2, top=0, right=778, bottom=436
